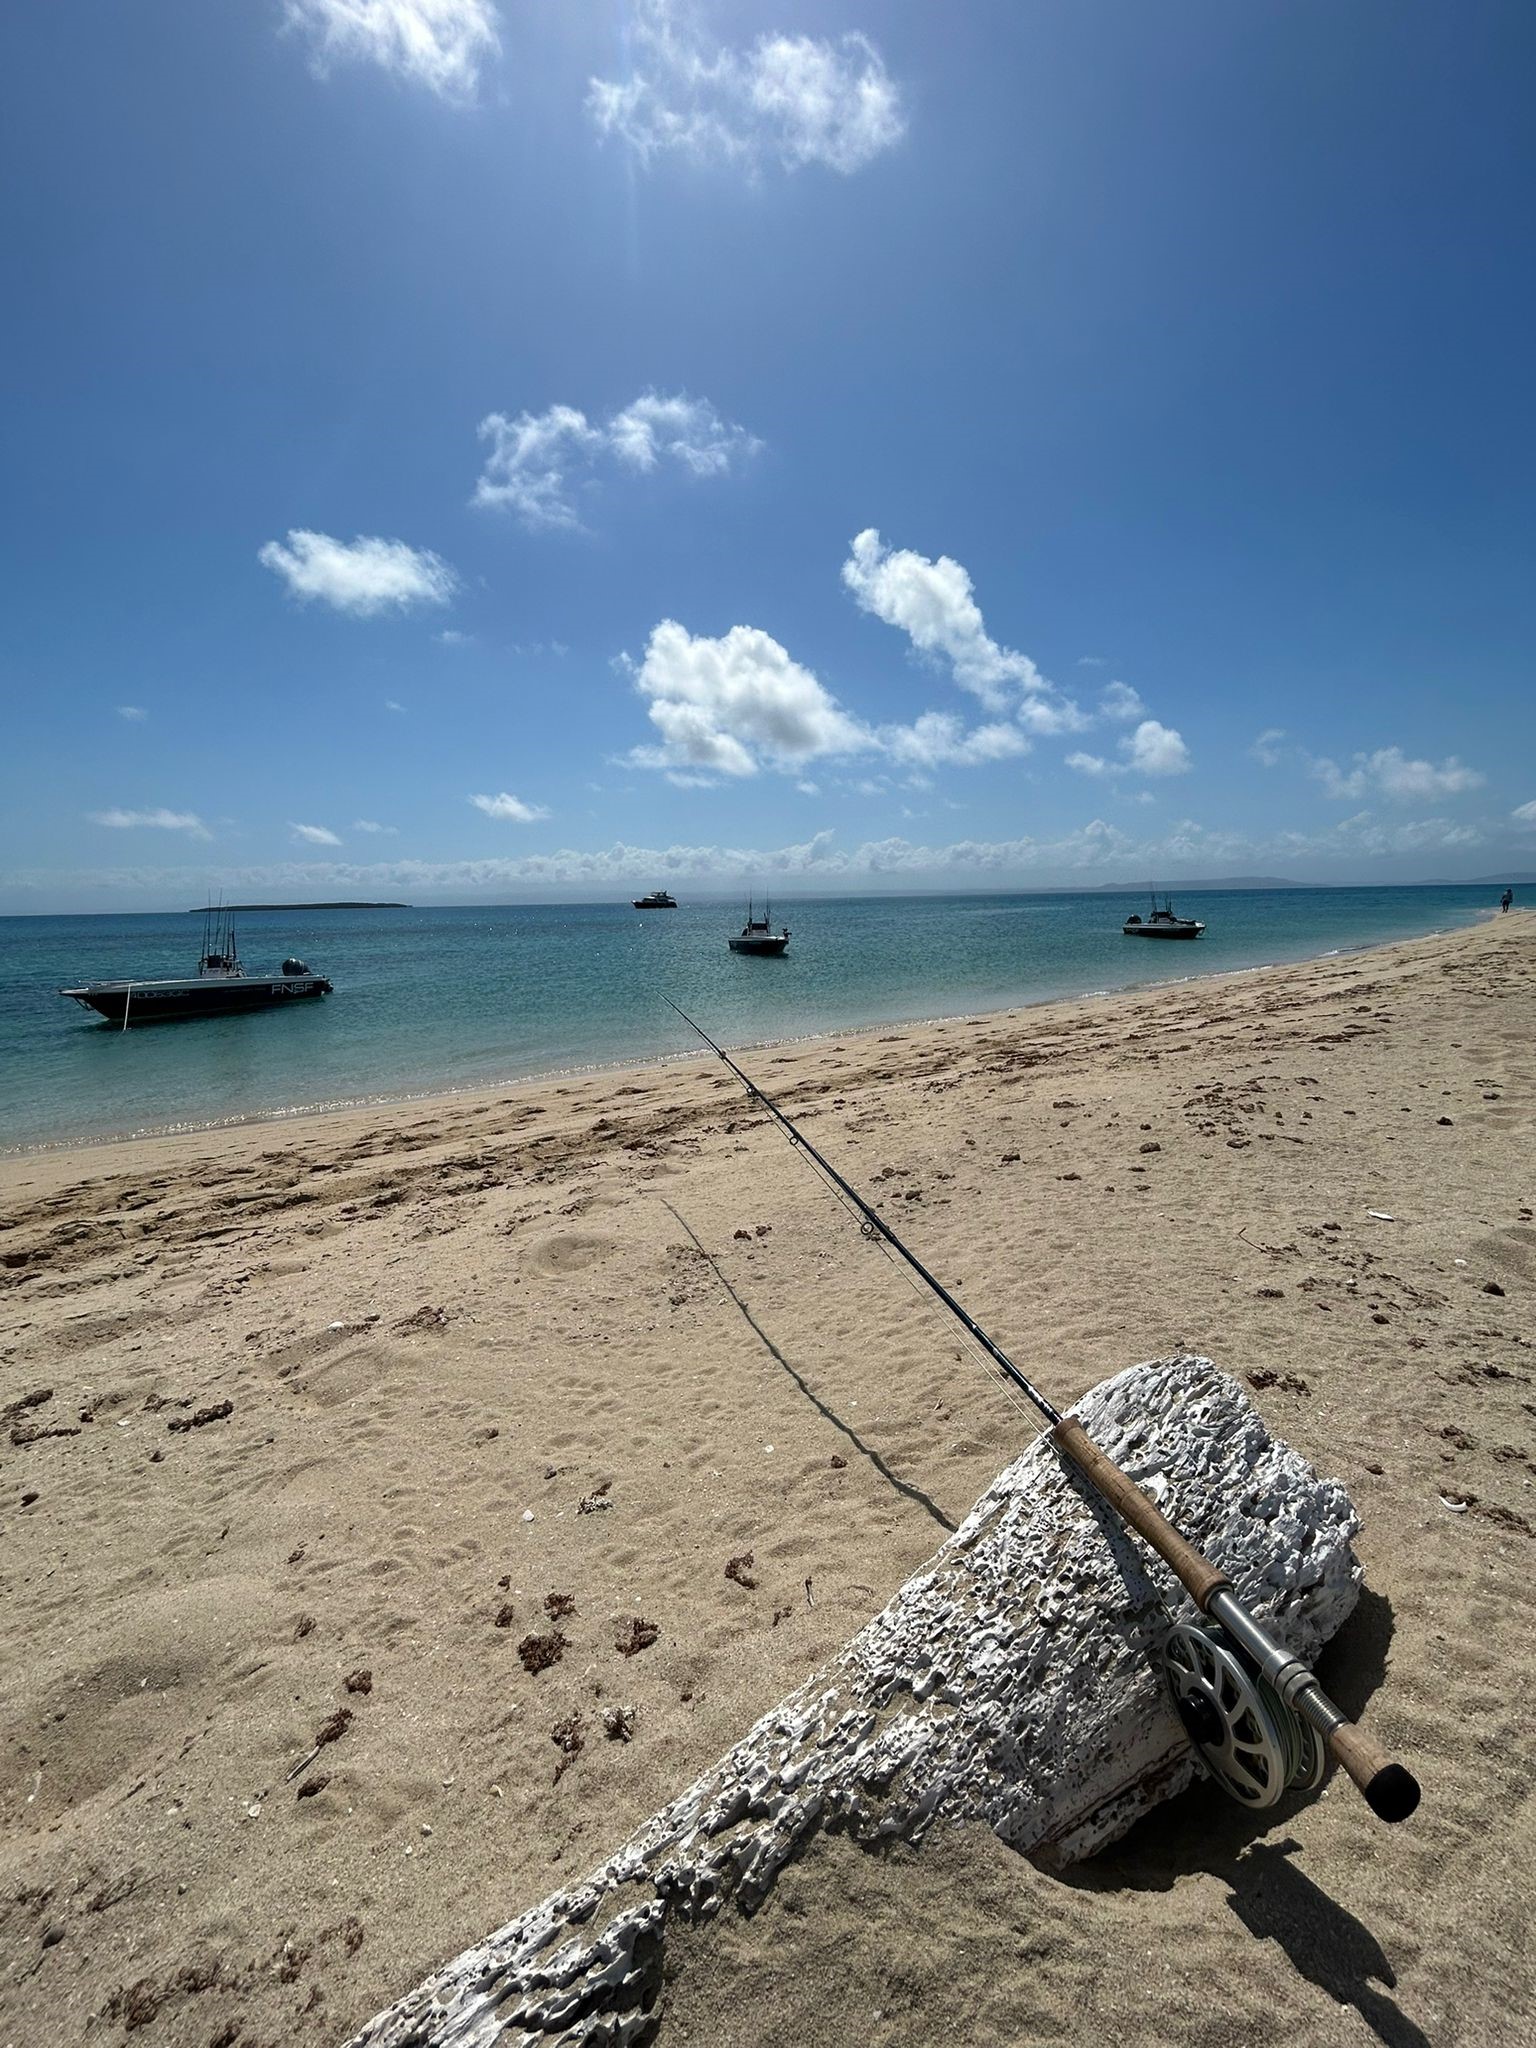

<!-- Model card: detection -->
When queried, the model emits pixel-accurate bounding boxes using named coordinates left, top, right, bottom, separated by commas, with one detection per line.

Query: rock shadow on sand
left=1055, top=1590, right=1430, bottom=2048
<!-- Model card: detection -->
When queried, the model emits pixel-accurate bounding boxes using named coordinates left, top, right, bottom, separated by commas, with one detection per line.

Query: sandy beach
left=2, top=912, right=1532, bottom=2048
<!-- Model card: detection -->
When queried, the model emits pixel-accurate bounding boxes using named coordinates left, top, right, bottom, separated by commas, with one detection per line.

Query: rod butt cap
left=1364, top=1763, right=1421, bottom=1823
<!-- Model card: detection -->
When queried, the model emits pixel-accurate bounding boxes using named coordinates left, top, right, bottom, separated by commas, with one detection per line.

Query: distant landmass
left=1456, top=873, right=1536, bottom=887
left=185, top=900, right=410, bottom=912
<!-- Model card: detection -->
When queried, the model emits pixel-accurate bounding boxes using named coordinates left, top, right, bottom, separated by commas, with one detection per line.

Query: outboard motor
left=281, top=957, right=310, bottom=977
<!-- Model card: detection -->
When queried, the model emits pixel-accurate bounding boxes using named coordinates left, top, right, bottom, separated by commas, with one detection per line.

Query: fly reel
left=1163, top=1619, right=1326, bottom=1808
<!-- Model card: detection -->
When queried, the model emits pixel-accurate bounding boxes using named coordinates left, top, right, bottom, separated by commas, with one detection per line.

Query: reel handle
left=1051, top=1417, right=1421, bottom=1823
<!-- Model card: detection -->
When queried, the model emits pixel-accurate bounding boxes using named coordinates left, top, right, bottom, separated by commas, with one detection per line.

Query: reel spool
left=1163, top=1620, right=1326, bottom=1808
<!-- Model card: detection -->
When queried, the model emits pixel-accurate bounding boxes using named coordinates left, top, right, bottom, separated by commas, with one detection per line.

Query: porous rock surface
left=346, top=1355, right=1362, bottom=2047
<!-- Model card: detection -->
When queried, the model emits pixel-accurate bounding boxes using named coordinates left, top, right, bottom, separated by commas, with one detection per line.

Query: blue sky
left=3, top=0, right=1533, bottom=911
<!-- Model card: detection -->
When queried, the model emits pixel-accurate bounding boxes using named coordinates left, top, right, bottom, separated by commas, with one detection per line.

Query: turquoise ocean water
left=0, top=887, right=1501, bottom=1151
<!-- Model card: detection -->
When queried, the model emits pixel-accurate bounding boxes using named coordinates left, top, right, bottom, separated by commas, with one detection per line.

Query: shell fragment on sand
left=346, top=1355, right=1362, bottom=2048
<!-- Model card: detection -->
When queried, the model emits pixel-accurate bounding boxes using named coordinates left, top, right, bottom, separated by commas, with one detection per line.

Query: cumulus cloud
left=1299, top=811, right=1483, bottom=857
left=625, top=620, right=871, bottom=777
left=281, top=0, right=499, bottom=99
left=588, top=1, right=904, bottom=176
left=28, top=802, right=1511, bottom=913
left=88, top=808, right=209, bottom=837
left=841, top=530, right=1084, bottom=736
left=470, top=791, right=550, bottom=823
left=1066, top=719, right=1190, bottom=779
left=385, top=699, right=405, bottom=713
left=1310, top=746, right=1484, bottom=804
left=291, top=822, right=342, bottom=846
left=1099, top=681, right=1144, bottom=722
left=259, top=530, right=457, bottom=616
left=474, top=392, right=759, bottom=531
left=1250, top=727, right=1286, bottom=768
left=881, top=713, right=1030, bottom=770
left=116, top=705, right=148, bottom=722
left=1122, top=719, right=1192, bottom=776
left=352, top=818, right=399, bottom=834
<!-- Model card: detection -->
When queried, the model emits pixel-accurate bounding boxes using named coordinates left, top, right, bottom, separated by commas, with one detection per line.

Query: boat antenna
left=662, top=998, right=1421, bottom=1826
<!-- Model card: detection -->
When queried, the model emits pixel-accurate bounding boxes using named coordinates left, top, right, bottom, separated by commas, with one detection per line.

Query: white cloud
left=470, top=792, right=550, bottom=823
left=1311, top=746, right=1485, bottom=804
left=1066, top=720, right=1190, bottom=778
left=881, top=712, right=1030, bottom=769
left=1250, top=727, right=1286, bottom=768
left=88, top=807, right=209, bottom=838
left=1123, top=719, right=1192, bottom=776
left=259, top=530, right=457, bottom=616
left=385, top=699, right=406, bottom=713
left=116, top=705, right=148, bottom=722
left=291, top=822, right=342, bottom=846
left=841, top=529, right=1081, bottom=731
left=282, top=0, right=499, bottom=99
left=352, top=819, right=399, bottom=835
left=1099, top=681, right=1144, bottom=723
left=607, top=392, right=761, bottom=475
left=795, top=780, right=820, bottom=796
left=474, top=391, right=759, bottom=531
left=588, top=2, right=904, bottom=177
left=625, top=619, right=871, bottom=777
left=1513, top=799, right=1536, bottom=827
left=1076, top=655, right=1107, bottom=668
left=437, top=628, right=474, bottom=647
left=473, top=405, right=602, bottom=530
left=1302, top=811, right=1483, bottom=857
left=27, top=805, right=1511, bottom=911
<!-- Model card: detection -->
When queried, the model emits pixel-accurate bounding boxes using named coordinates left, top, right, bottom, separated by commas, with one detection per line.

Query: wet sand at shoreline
left=2, top=913, right=1533, bottom=2046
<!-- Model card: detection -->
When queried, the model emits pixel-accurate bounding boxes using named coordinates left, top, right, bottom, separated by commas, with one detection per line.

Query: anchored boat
left=60, top=909, right=332, bottom=1024
left=1123, top=892, right=1205, bottom=939
left=631, top=889, right=677, bottom=909
left=727, top=898, right=790, bottom=956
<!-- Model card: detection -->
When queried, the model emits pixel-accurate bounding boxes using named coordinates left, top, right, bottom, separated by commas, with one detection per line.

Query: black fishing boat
left=728, top=898, right=790, bottom=956
left=60, top=909, right=332, bottom=1024
left=1123, top=893, right=1205, bottom=940
left=632, top=889, right=678, bottom=909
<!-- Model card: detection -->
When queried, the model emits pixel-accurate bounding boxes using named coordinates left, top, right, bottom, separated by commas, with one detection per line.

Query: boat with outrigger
left=59, top=908, right=332, bottom=1024
left=727, top=898, right=790, bottom=956
left=1123, top=892, right=1205, bottom=940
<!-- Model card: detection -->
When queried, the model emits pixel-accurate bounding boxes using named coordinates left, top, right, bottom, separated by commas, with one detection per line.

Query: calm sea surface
left=0, top=887, right=1500, bottom=1151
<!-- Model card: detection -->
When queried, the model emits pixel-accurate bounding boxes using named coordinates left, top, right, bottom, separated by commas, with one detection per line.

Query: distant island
left=184, top=900, right=410, bottom=912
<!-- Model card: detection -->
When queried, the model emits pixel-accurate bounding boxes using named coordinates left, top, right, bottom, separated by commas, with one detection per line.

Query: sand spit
left=1, top=913, right=1533, bottom=2046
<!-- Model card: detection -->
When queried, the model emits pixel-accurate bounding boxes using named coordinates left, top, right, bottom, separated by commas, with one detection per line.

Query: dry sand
left=1, top=913, right=1533, bottom=2048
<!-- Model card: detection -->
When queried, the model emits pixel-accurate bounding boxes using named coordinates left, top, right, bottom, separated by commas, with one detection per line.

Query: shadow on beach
left=1055, top=1589, right=1430, bottom=2048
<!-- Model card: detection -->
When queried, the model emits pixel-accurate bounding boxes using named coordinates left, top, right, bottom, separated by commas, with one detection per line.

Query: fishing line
left=664, top=997, right=1421, bottom=1825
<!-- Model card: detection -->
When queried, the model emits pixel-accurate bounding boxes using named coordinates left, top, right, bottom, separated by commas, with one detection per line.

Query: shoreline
left=1, top=904, right=1493, bottom=1163
left=1, top=909, right=1532, bottom=2046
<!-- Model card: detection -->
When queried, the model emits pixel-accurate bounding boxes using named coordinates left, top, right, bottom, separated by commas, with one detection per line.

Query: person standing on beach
left=1500, top=888, right=1513, bottom=912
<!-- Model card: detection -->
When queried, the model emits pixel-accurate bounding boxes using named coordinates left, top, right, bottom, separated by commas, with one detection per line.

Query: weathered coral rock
left=346, top=1355, right=1361, bottom=2047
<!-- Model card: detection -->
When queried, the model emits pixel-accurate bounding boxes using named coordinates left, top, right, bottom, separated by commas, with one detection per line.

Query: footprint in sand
left=524, top=1231, right=620, bottom=1279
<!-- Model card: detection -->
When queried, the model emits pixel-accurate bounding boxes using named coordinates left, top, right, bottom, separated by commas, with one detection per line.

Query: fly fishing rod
left=666, top=1000, right=1420, bottom=1824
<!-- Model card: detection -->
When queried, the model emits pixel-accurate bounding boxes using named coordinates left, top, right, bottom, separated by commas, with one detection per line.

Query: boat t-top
left=1123, top=893, right=1205, bottom=940
left=727, top=898, right=790, bottom=956
left=60, top=908, right=332, bottom=1024
left=632, top=889, right=677, bottom=909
